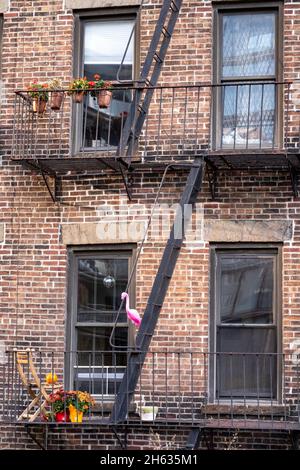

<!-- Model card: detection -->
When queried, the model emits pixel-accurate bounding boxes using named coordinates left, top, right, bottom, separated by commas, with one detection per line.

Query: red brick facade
left=1, top=0, right=300, bottom=450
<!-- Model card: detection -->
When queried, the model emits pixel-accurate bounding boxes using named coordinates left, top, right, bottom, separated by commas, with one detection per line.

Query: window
left=74, top=11, right=137, bottom=152
left=67, top=248, right=135, bottom=398
left=213, top=3, right=282, bottom=150
left=210, top=246, right=281, bottom=402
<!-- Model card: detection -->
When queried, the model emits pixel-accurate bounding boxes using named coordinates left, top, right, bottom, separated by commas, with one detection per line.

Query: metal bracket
left=290, top=431, right=300, bottom=450
left=25, top=424, right=48, bottom=450
left=119, top=163, right=133, bottom=201
left=32, top=157, right=61, bottom=203
left=40, top=171, right=61, bottom=203
left=203, top=428, right=214, bottom=450
left=289, top=163, right=299, bottom=198
left=112, top=426, right=128, bottom=450
left=206, top=162, right=218, bottom=200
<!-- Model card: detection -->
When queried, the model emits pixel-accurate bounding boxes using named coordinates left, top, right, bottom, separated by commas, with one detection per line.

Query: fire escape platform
left=14, top=417, right=300, bottom=431
left=11, top=151, right=300, bottom=176
left=205, top=150, right=300, bottom=172
left=10, top=155, right=125, bottom=176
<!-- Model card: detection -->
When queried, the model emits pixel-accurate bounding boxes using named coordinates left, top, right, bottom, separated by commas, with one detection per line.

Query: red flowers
left=27, top=81, right=49, bottom=101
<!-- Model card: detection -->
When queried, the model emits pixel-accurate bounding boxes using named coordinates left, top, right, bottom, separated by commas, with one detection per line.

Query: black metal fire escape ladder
left=110, top=157, right=204, bottom=424
left=117, top=0, right=183, bottom=163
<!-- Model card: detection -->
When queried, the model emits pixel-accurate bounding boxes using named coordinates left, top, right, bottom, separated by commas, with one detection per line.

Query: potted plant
left=68, top=77, right=89, bottom=103
left=66, top=390, right=95, bottom=423
left=137, top=396, right=159, bottom=421
left=48, top=78, right=64, bottom=111
left=90, top=74, right=113, bottom=109
left=140, top=405, right=159, bottom=421
left=49, top=389, right=70, bottom=422
left=27, top=80, right=49, bottom=114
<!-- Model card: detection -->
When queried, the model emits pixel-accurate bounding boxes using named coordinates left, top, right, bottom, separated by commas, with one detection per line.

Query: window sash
left=220, top=11, right=276, bottom=80
left=217, top=252, right=276, bottom=326
left=83, top=20, right=135, bottom=66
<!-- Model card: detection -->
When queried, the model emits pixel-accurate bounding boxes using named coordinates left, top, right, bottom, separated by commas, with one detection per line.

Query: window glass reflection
left=82, top=20, right=134, bottom=150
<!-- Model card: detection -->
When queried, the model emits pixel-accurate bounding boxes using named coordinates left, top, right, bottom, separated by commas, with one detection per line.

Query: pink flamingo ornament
left=121, top=292, right=141, bottom=327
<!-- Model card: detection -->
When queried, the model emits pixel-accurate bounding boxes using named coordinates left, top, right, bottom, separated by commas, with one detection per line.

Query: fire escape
left=7, top=0, right=300, bottom=450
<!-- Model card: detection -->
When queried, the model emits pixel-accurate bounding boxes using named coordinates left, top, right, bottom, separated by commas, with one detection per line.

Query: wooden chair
left=15, top=349, right=61, bottom=422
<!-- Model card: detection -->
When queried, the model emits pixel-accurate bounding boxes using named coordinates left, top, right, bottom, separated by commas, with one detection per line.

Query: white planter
left=140, top=406, right=159, bottom=421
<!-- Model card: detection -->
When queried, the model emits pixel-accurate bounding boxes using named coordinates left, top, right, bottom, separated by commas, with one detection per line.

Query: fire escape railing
left=1, top=350, right=300, bottom=429
left=11, top=82, right=300, bottom=164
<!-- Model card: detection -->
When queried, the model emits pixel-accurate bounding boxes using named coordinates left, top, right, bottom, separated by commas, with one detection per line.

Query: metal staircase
left=110, top=157, right=205, bottom=423
left=118, top=0, right=183, bottom=162
left=185, top=428, right=203, bottom=450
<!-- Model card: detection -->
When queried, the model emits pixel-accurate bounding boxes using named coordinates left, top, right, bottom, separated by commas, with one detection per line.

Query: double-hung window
left=67, top=248, right=135, bottom=399
left=210, top=246, right=281, bottom=402
left=214, top=3, right=282, bottom=150
left=74, top=11, right=136, bottom=153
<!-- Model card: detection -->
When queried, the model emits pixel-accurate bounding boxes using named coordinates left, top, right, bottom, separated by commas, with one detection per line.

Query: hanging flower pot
left=32, top=98, right=47, bottom=115
left=97, top=89, right=112, bottom=108
left=50, top=91, right=64, bottom=111
left=68, top=404, right=83, bottom=423
left=73, top=91, right=85, bottom=104
left=27, top=81, right=49, bottom=114
left=68, top=77, right=89, bottom=104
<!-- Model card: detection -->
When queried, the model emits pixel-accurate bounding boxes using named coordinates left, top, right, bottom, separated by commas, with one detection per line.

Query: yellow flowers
left=77, top=391, right=96, bottom=407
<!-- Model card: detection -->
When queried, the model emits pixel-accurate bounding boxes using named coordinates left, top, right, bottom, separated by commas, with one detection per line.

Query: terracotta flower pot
left=97, top=90, right=112, bottom=108
left=73, top=91, right=85, bottom=103
left=50, top=91, right=64, bottom=111
left=32, top=98, right=47, bottom=114
left=68, top=404, right=83, bottom=423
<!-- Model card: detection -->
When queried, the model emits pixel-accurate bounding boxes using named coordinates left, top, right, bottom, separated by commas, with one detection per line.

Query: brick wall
left=1, top=0, right=300, bottom=450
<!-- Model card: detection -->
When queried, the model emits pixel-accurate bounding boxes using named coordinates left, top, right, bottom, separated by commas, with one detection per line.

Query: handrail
left=14, top=80, right=294, bottom=95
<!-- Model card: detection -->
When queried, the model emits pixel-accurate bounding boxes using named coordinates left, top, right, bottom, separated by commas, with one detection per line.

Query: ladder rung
left=162, top=26, right=172, bottom=38
left=130, top=132, right=139, bottom=140
left=138, top=105, right=147, bottom=114
left=162, top=273, right=172, bottom=278
left=170, top=0, right=180, bottom=13
left=171, top=244, right=182, bottom=250
left=144, top=78, right=154, bottom=87
left=154, top=52, right=163, bottom=63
